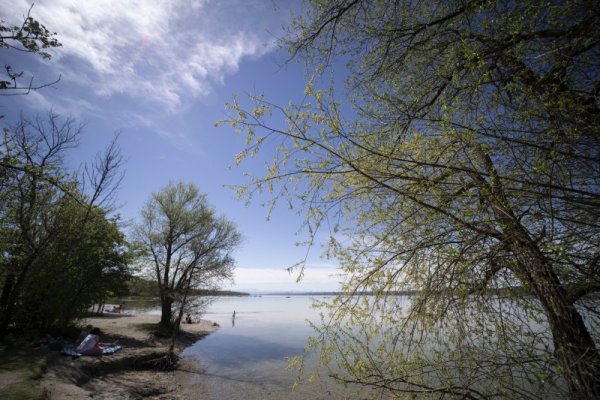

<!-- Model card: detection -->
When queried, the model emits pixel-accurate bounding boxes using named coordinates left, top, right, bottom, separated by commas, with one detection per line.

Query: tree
left=223, top=0, right=600, bottom=398
left=0, top=112, right=124, bottom=337
left=0, top=4, right=61, bottom=96
left=17, top=199, right=131, bottom=331
left=133, top=181, right=240, bottom=331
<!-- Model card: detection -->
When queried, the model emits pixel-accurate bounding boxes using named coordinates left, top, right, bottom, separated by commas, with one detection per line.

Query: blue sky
left=1, top=0, right=343, bottom=293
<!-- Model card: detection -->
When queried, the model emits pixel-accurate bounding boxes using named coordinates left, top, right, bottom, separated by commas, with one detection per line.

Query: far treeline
left=0, top=8, right=241, bottom=342
left=126, top=277, right=248, bottom=298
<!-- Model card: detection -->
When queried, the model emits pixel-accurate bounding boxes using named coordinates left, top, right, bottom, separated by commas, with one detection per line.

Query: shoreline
left=39, top=312, right=218, bottom=399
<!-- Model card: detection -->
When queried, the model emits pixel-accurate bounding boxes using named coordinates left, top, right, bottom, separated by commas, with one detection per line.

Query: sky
left=1, top=0, right=344, bottom=293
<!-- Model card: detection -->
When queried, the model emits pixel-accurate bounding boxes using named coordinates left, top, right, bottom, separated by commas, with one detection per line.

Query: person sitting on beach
left=76, top=327, right=116, bottom=355
left=76, top=324, right=93, bottom=346
left=186, top=314, right=193, bottom=324
left=111, top=304, right=123, bottom=313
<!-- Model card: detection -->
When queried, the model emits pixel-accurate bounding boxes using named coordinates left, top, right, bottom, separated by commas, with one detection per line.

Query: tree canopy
left=133, top=181, right=240, bottom=331
left=224, top=0, right=600, bottom=398
left=0, top=7, right=130, bottom=340
left=0, top=112, right=128, bottom=337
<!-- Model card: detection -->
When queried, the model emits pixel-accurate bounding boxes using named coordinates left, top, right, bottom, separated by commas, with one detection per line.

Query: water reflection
left=180, top=295, right=369, bottom=399
left=191, top=333, right=303, bottom=368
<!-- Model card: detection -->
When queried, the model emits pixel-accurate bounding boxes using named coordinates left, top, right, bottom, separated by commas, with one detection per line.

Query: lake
left=120, top=293, right=585, bottom=399
left=180, top=295, right=371, bottom=399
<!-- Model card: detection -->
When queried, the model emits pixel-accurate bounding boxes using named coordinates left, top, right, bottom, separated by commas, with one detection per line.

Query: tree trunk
left=160, top=297, right=173, bottom=329
left=512, top=242, right=600, bottom=399
left=492, top=196, right=599, bottom=397
left=0, top=261, right=32, bottom=338
left=0, top=275, right=15, bottom=339
left=475, top=148, right=600, bottom=398
left=0, top=274, right=15, bottom=311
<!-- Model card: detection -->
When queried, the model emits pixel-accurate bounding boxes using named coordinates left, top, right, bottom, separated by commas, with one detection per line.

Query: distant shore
left=38, top=311, right=218, bottom=399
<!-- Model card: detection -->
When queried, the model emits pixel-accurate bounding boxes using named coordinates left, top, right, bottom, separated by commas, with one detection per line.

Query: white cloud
left=23, top=90, right=54, bottom=113
left=5, top=0, right=282, bottom=110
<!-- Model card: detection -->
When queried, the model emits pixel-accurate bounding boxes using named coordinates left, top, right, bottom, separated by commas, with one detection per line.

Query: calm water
left=126, top=294, right=581, bottom=398
left=181, top=295, right=370, bottom=399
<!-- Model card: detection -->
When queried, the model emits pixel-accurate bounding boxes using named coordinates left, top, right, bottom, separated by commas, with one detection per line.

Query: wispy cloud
left=6, top=0, right=283, bottom=111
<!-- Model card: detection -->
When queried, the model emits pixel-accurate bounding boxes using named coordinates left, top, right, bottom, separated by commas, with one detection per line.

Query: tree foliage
left=17, top=200, right=130, bottom=331
left=224, top=0, right=600, bottom=398
left=133, top=181, right=240, bottom=331
left=0, top=8, right=128, bottom=338
left=0, top=112, right=128, bottom=337
left=0, top=4, right=61, bottom=96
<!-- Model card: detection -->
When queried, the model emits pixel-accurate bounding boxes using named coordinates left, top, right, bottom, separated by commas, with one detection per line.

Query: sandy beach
left=37, top=312, right=218, bottom=399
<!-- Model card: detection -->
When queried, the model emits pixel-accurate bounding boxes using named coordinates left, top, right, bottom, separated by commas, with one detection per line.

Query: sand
left=39, top=312, right=218, bottom=400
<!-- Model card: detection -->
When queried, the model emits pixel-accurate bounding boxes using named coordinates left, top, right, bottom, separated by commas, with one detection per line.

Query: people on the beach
left=76, top=327, right=116, bottom=355
left=232, top=310, right=236, bottom=319
left=111, top=304, right=123, bottom=313
left=185, top=314, right=192, bottom=324
left=76, top=324, right=93, bottom=346
left=39, top=324, right=91, bottom=351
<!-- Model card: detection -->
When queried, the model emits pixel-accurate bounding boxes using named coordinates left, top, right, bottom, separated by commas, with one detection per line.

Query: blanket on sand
left=61, top=344, right=124, bottom=358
